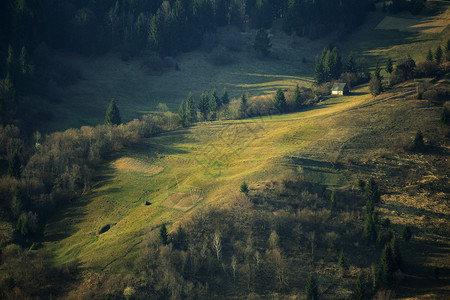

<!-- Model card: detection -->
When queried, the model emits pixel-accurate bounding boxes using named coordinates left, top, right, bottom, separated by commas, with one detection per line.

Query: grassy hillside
left=39, top=2, right=450, bottom=298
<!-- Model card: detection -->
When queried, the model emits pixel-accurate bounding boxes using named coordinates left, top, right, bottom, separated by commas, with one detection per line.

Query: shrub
left=369, top=76, right=382, bottom=96
left=413, top=130, right=425, bottom=152
left=401, top=225, right=412, bottom=241
left=415, top=61, right=439, bottom=78
left=240, top=181, right=249, bottom=195
left=207, top=47, right=234, bottom=66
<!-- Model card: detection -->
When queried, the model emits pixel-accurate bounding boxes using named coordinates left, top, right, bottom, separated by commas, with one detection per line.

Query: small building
left=331, top=83, right=349, bottom=96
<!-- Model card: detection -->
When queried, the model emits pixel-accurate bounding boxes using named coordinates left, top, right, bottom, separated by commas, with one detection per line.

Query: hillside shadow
left=42, top=170, right=118, bottom=243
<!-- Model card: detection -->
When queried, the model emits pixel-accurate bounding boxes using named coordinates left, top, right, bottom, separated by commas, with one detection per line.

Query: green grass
left=41, top=2, right=450, bottom=278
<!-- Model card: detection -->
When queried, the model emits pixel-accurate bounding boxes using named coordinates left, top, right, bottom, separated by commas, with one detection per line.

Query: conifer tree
left=239, top=91, right=248, bottom=119
left=426, top=48, right=433, bottom=61
left=186, top=92, right=197, bottom=124
left=338, top=249, right=348, bottom=276
left=402, top=225, right=412, bottom=241
left=314, top=54, right=325, bottom=84
left=365, top=178, right=380, bottom=205
left=240, top=181, right=249, bottom=195
left=160, top=224, right=168, bottom=245
left=294, top=84, right=303, bottom=108
left=211, top=88, right=221, bottom=108
left=221, top=87, right=229, bottom=105
left=11, top=186, right=23, bottom=219
left=363, top=212, right=377, bottom=241
left=306, top=273, right=319, bottom=300
left=273, top=88, right=287, bottom=112
left=268, top=230, right=280, bottom=249
left=435, top=45, right=442, bottom=64
left=413, top=129, right=425, bottom=151
left=346, top=51, right=356, bottom=73
left=380, top=243, right=394, bottom=287
left=331, top=190, right=336, bottom=208
left=440, top=106, right=448, bottom=125
left=178, top=100, right=186, bottom=127
left=209, top=89, right=219, bottom=120
left=104, top=99, right=122, bottom=125
left=198, top=92, right=209, bottom=121
left=352, top=275, right=366, bottom=300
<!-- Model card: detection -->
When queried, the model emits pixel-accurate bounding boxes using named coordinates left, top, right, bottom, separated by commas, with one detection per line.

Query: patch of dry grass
left=111, top=157, right=164, bottom=176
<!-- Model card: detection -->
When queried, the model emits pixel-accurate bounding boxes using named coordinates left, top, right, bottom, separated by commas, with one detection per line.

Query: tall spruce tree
left=209, top=91, right=218, bottom=120
left=294, top=84, right=303, bottom=108
left=435, top=45, right=443, bottom=64
left=178, top=100, right=186, bottom=127
left=363, top=212, right=377, bottom=241
left=273, top=88, right=287, bottom=112
left=105, top=99, right=122, bottom=125
left=306, top=273, right=319, bottom=300
left=346, top=51, right=356, bottom=73
left=352, top=275, right=366, bottom=300
left=186, top=92, right=197, bottom=124
left=239, top=91, right=248, bottom=119
left=221, top=87, right=229, bottom=105
left=159, top=224, right=168, bottom=245
left=426, top=48, right=433, bottom=61
left=198, top=92, right=209, bottom=121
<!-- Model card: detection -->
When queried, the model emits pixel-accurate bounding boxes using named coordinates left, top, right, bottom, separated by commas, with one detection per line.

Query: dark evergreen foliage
left=221, top=87, right=229, bottom=105
left=352, top=275, right=366, bottom=300
left=293, top=84, right=303, bottom=108
left=186, top=92, right=197, bottom=124
left=160, top=224, right=168, bottom=245
left=413, top=130, right=425, bottom=152
left=306, top=273, right=319, bottom=300
left=104, top=99, right=122, bottom=125
left=273, top=88, right=287, bottom=112
left=401, top=225, right=412, bottom=241
left=434, top=45, right=443, bottom=64
left=240, top=181, right=249, bottom=195
left=178, top=100, right=187, bottom=127
left=369, top=76, right=382, bottom=97
left=314, top=46, right=342, bottom=84
left=239, top=91, right=248, bottom=119
left=198, top=92, right=210, bottom=121
left=426, top=49, right=433, bottom=62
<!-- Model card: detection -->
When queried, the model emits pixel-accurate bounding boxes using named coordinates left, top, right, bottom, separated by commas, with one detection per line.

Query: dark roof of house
left=331, top=83, right=349, bottom=91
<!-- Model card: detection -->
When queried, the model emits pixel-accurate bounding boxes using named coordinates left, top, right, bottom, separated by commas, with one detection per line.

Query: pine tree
left=365, top=178, right=380, bottom=205
left=426, top=48, right=433, bottom=61
left=198, top=92, right=209, bottom=121
left=314, top=55, right=325, bottom=84
left=380, top=243, right=394, bottom=287
left=374, top=60, right=382, bottom=80
left=413, top=129, right=425, bottom=151
left=221, top=87, right=229, bottom=105
left=104, top=99, right=122, bottom=125
left=401, top=225, right=412, bottom=241
left=352, top=275, right=366, bottom=300
left=346, top=51, right=356, bottom=73
left=159, top=224, right=168, bottom=245
left=338, top=249, right=348, bottom=276
left=363, top=212, right=377, bottom=241
left=238, top=91, right=248, bottom=119
left=445, top=39, right=450, bottom=61
left=254, top=28, right=271, bottom=56
left=435, top=45, right=443, bottom=64
left=306, top=273, right=319, bottom=300
left=273, top=88, right=287, bottom=112
left=173, top=225, right=187, bottom=250
left=240, top=181, right=249, bottom=195
left=294, top=84, right=303, bottom=108
left=186, top=92, right=197, bottom=124
left=8, top=153, right=21, bottom=179
left=211, top=88, right=221, bottom=108
left=178, top=100, right=186, bottom=127
left=209, top=89, right=219, bottom=120
left=390, top=236, right=402, bottom=270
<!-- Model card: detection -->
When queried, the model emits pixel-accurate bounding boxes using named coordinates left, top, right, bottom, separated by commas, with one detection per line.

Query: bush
left=369, top=76, right=382, bottom=96
left=415, top=61, right=439, bottom=78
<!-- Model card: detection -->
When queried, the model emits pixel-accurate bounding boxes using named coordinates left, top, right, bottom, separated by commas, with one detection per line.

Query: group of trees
left=178, top=88, right=230, bottom=125
left=0, top=0, right=376, bottom=61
